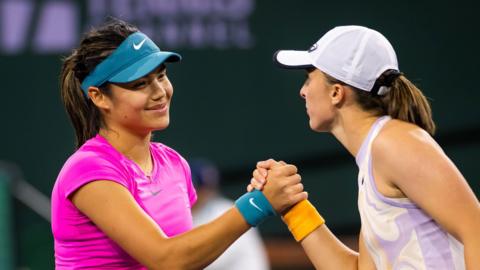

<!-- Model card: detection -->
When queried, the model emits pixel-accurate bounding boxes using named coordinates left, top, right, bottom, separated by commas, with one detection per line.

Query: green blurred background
left=0, top=0, right=478, bottom=269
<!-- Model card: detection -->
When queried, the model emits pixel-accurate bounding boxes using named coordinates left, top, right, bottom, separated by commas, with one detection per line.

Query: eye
left=132, top=80, right=147, bottom=89
left=157, top=71, right=166, bottom=80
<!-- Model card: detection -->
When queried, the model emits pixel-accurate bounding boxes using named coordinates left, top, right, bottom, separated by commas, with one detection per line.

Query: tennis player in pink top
left=51, top=18, right=308, bottom=269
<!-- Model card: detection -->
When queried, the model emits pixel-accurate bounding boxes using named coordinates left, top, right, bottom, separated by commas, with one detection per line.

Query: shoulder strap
left=365, top=116, right=391, bottom=153
left=356, top=116, right=391, bottom=169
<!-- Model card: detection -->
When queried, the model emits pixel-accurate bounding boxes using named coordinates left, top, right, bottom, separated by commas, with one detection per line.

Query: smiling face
left=89, top=65, right=173, bottom=136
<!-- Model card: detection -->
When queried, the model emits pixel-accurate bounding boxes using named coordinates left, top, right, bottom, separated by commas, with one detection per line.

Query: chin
left=150, top=119, right=170, bottom=131
left=309, top=120, right=328, bottom=133
left=309, top=119, right=319, bottom=130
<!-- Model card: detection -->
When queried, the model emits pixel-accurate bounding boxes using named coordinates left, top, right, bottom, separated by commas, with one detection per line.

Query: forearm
left=301, top=225, right=358, bottom=270
left=160, top=207, right=250, bottom=270
left=465, top=238, right=480, bottom=270
left=152, top=163, right=303, bottom=269
left=72, top=181, right=257, bottom=270
left=281, top=200, right=358, bottom=269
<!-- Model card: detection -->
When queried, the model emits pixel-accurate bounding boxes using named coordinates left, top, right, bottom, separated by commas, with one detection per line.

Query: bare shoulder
left=371, top=119, right=448, bottom=185
left=372, top=119, right=441, bottom=159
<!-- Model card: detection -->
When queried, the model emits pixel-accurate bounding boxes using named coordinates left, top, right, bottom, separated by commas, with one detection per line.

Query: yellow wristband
left=282, top=200, right=325, bottom=242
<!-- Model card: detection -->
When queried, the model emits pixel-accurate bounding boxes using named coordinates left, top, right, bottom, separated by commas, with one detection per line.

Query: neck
left=330, top=107, right=380, bottom=157
left=99, top=125, right=152, bottom=174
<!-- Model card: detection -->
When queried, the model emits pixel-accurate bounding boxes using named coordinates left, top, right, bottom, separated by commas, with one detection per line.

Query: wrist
left=282, top=200, right=325, bottom=242
left=235, top=190, right=276, bottom=227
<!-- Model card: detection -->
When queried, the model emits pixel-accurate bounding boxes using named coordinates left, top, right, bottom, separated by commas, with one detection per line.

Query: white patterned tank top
left=356, top=116, right=465, bottom=269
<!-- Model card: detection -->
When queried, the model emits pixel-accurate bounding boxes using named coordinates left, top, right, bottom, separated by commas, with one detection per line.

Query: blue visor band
left=80, top=32, right=181, bottom=94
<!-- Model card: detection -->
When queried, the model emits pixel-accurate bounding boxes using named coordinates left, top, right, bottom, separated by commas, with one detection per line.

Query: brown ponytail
left=325, top=72, right=436, bottom=136
left=59, top=18, right=138, bottom=149
left=383, top=75, right=435, bottom=135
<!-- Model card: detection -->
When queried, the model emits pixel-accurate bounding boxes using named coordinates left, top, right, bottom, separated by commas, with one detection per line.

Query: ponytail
left=382, top=75, right=435, bottom=135
left=325, top=72, right=436, bottom=135
left=60, top=52, right=103, bottom=148
left=59, top=18, right=138, bottom=149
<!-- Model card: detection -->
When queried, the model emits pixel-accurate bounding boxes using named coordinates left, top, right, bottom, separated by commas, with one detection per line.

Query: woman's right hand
left=251, top=159, right=307, bottom=214
left=247, top=159, right=284, bottom=192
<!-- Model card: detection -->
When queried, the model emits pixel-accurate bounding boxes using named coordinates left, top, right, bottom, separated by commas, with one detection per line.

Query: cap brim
left=109, top=51, right=181, bottom=83
left=273, top=50, right=314, bottom=69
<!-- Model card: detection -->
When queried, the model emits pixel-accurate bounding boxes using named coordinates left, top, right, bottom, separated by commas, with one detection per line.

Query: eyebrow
left=154, top=65, right=166, bottom=74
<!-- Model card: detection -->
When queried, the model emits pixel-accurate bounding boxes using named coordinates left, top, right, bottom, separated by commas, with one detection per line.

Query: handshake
left=234, top=159, right=324, bottom=242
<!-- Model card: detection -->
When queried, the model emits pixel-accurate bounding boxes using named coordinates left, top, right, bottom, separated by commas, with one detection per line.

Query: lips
left=146, top=103, right=166, bottom=110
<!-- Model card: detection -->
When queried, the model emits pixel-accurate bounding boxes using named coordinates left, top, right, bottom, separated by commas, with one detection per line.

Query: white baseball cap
left=273, top=25, right=400, bottom=95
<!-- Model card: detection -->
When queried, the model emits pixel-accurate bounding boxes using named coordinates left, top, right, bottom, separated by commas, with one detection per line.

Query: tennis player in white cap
left=250, top=25, right=480, bottom=269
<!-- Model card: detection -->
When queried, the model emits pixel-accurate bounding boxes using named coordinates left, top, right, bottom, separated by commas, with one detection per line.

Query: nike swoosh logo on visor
left=133, top=38, right=147, bottom=50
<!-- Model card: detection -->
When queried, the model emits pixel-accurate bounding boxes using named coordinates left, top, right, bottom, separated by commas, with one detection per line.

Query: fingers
left=252, top=169, right=267, bottom=190
left=290, top=191, right=309, bottom=205
left=268, top=164, right=298, bottom=179
left=281, top=164, right=298, bottom=175
left=277, top=174, right=306, bottom=212
left=248, top=160, right=294, bottom=196
left=257, top=167, right=268, bottom=179
left=289, top=183, right=304, bottom=194
left=250, top=177, right=265, bottom=191
left=256, top=158, right=285, bottom=170
left=286, top=174, right=301, bottom=185
left=248, top=159, right=285, bottom=193
left=260, top=164, right=307, bottom=213
left=253, top=169, right=267, bottom=183
left=250, top=160, right=307, bottom=213
left=255, top=160, right=293, bottom=185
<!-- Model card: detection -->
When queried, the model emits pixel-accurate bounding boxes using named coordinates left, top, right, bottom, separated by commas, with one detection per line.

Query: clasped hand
left=247, top=159, right=307, bottom=214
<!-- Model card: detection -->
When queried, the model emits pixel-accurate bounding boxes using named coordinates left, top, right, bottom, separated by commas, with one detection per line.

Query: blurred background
left=0, top=0, right=479, bottom=269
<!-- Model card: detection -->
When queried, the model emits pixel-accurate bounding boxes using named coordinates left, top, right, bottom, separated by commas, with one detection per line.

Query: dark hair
left=60, top=18, right=139, bottom=149
left=324, top=71, right=436, bottom=135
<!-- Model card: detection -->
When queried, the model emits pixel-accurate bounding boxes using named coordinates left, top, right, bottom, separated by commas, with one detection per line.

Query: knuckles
left=290, top=174, right=301, bottom=183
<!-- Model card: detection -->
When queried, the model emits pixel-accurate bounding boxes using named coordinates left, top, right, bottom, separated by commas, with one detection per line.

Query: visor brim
left=273, top=50, right=314, bottom=69
left=109, top=52, right=181, bottom=83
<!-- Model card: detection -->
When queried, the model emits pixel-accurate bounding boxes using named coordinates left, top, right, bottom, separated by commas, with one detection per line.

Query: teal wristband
left=235, top=190, right=276, bottom=227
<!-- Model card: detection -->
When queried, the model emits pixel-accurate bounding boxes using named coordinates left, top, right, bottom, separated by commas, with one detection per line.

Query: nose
left=151, top=79, right=167, bottom=100
left=300, top=85, right=306, bottom=99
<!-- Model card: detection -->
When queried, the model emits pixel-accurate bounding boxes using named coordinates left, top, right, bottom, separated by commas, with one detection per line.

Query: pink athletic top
left=51, top=134, right=197, bottom=269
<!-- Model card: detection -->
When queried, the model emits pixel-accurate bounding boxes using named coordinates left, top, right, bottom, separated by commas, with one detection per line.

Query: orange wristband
left=282, top=200, right=325, bottom=242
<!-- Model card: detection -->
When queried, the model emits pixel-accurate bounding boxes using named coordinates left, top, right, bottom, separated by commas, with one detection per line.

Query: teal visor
left=80, top=32, right=181, bottom=94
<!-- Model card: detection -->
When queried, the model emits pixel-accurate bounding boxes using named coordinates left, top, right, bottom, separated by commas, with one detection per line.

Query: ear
left=88, top=86, right=111, bottom=110
left=330, top=83, right=346, bottom=106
